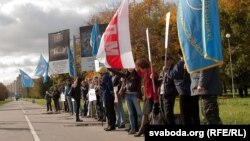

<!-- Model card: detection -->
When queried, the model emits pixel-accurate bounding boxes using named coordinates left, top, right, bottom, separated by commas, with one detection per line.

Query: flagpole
left=164, top=12, right=171, bottom=65
left=146, top=28, right=155, bottom=93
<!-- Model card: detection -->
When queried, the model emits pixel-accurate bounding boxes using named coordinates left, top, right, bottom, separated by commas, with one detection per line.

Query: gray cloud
left=0, top=13, right=16, bottom=25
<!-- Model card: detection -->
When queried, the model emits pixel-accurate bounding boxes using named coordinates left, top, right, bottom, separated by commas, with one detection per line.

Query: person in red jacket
left=134, top=58, right=159, bottom=137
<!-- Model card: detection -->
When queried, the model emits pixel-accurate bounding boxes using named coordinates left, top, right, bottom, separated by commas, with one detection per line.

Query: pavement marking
left=18, top=102, right=41, bottom=141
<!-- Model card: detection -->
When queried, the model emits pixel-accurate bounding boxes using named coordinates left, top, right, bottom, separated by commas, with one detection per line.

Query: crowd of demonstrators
left=41, top=50, right=222, bottom=137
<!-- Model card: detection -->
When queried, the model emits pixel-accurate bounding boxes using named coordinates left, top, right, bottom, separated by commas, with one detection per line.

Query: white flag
left=96, top=0, right=135, bottom=69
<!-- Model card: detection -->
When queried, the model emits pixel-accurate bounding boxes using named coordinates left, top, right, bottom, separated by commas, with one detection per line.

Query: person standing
left=134, top=58, right=159, bottom=137
left=73, top=77, right=83, bottom=122
left=159, top=56, right=178, bottom=125
left=190, top=66, right=222, bottom=125
left=98, top=67, right=116, bottom=131
left=45, top=91, right=52, bottom=112
left=166, top=50, right=200, bottom=125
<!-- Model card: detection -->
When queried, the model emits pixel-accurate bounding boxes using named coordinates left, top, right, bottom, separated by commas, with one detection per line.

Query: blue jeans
left=125, top=93, right=142, bottom=130
left=115, top=94, right=125, bottom=126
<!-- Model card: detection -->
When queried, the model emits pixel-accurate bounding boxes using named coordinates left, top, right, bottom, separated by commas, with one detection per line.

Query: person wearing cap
left=98, top=67, right=116, bottom=131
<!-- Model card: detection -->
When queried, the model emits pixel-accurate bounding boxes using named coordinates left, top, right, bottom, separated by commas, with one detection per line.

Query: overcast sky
left=0, top=0, right=175, bottom=85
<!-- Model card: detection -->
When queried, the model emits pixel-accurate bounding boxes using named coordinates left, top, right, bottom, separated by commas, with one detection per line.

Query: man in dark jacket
left=190, top=66, right=222, bottom=125
left=98, top=67, right=116, bottom=131
left=74, top=77, right=83, bottom=122
left=166, top=50, right=200, bottom=125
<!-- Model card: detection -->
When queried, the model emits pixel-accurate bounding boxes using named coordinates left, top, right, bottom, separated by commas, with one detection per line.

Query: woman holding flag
left=134, top=58, right=159, bottom=137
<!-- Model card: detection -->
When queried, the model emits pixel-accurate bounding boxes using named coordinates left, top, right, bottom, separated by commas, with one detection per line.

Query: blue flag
left=90, top=23, right=101, bottom=56
left=43, top=63, right=49, bottom=83
left=67, top=47, right=75, bottom=78
left=177, top=0, right=223, bottom=73
left=19, top=69, right=34, bottom=87
left=34, top=55, right=48, bottom=76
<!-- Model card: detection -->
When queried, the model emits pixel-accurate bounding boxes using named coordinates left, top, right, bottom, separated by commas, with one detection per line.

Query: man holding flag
left=177, top=0, right=223, bottom=124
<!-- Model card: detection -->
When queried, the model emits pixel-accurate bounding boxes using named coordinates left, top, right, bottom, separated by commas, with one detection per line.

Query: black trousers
left=75, top=98, right=81, bottom=120
left=47, top=101, right=52, bottom=111
left=105, top=99, right=116, bottom=128
left=179, top=95, right=200, bottom=125
left=53, top=99, right=60, bottom=112
left=163, top=93, right=177, bottom=125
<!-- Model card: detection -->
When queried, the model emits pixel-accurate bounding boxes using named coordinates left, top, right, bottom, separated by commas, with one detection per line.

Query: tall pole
left=226, top=33, right=235, bottom=98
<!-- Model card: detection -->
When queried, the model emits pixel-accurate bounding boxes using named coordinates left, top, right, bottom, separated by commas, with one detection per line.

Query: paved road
left=0, top=101, right=144, bottom=141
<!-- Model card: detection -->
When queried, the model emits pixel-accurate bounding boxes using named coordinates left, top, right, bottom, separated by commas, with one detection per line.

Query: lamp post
left=226, top=33, right=235, bottom=98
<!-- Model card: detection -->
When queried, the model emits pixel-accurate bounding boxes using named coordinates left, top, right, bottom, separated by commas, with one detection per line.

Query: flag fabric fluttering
left=67, top=47, right=75, bottom=78
left=90, top=23, right=101, bottom=56
left=34, top=55, right=48, bottom=76
left=19, top=69, right=34, bottom=87
left=43, top=63, right=49, bottom=83
left=177, top=0, right=223, bottom=73
left=96, top=0, right=135, bottom=69
left=34, top=55, right=49, bottom=83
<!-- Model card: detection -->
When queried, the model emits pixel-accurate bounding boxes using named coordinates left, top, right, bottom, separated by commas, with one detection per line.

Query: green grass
left=218, top=96, right=250, bottom=124
left=173, top=96, right=250, bottom=125
left=0, top=99, right=12, bottom=106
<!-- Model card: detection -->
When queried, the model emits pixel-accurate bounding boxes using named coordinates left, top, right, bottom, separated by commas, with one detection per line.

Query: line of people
left=44, top=49, right=222, bottom=137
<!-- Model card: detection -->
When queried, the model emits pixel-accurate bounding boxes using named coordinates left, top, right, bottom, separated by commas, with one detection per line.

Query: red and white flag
left=96, top=0, right=135, bottom=69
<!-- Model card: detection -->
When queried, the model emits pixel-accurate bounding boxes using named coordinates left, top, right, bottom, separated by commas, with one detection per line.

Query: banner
left=90, top=23, right=101, bottom=56
left=19, top=69, right=34, bottom=87
left=80, top=24, right=107, bottom=71
left=177, top=0, right=223, bottom=73
left=48, top=29, right=70, bottom=75
left=96, top=0, right=135, bottom=69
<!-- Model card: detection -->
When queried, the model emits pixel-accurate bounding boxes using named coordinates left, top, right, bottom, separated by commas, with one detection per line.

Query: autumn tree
left=219, top=0, right=250, bottom=96
left=0, top=83, right=9, bottom=101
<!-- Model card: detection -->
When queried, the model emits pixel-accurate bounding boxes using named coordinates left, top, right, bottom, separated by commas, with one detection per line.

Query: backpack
left=126, top=74, right=140, bottom=92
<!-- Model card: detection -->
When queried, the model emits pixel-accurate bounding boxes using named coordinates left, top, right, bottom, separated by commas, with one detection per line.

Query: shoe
left=134, top=132, right=143, bottom=137
left=104, top=127, right=116, bottom=131
left=128, top=129, right=136, bottom=134
left=118, top=124, right=125, bottom=128
left=76, top=119, right=83, bottom=122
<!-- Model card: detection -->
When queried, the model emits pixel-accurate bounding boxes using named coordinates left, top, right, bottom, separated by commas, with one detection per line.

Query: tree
left=0, top=83, right=9, bottom=101
left=219, top=0, right=250, bottom=95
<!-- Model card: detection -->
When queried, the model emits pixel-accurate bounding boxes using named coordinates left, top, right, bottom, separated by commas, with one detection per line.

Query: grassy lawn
left=172, top=95, right=250, bottom=125
left=218, top=96, right=250, bottom=124
left=0, top=99, right=12, bottom=106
